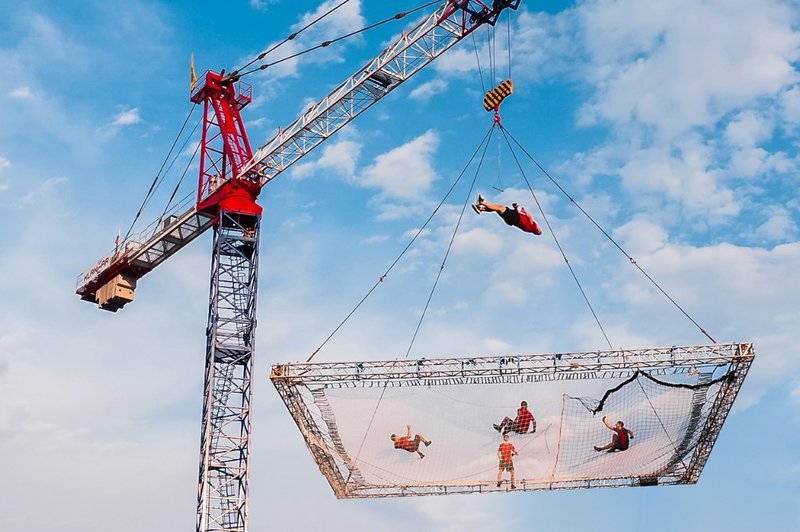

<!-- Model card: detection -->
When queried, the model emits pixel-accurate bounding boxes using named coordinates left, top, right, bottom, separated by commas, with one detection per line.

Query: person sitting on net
left=493, top=400, right=536, bottom=435
left=594, top=416, right=634, bottom=452
left=472, top=194, right=543, bottom=235
left=390, top=424, right=431, bottom=459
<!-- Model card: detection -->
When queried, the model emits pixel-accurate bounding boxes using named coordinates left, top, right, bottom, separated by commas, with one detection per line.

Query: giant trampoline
left=272, top=343, right=753, bottom=498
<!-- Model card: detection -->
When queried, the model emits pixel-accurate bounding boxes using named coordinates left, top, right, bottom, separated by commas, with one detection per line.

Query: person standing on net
left=594, top=416, right=634, bottom=452
left=472, top=194, right=543, bottom=235
left=390, top=424, right=431, bottom=459
left=496, top=433, right=518, bottom=489
left=493, top=400, right=536, bottom=435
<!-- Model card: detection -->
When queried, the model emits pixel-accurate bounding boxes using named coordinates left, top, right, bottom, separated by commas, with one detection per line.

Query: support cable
left=404, top=124, right=495, bottom=359
left=500, top=126, right=717, bottom=344
left=506, top=8, right=512, bottom=80
left=499, top=125, right=613, bottom=349
left=122, top=104, right=196, bottom=245
left=306, top=123, right=497, bottom=363
left=156, top=121, right=204, bottom=229
left=237, top=1, right=441, bottom=79
left=345, top=125, right=496, bottom=486
left=234, top=0, right=353, bottom=75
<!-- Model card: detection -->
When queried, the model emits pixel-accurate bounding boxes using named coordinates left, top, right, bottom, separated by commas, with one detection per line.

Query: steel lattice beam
left=196, top=211, right=260, bottom=532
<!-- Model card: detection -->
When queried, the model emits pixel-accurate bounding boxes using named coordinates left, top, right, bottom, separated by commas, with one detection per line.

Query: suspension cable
left=405, top=125, right=495, bottom=359
left=499, top=125, right=613, bottom=349
left=156, top=120, right=204, bottom=228
left=122, top=104, right=196, bottom=245
left=506, top=7, right=512, bottom=80
left=500, top=126, right=717, bottom=344
left=234, top=0, right=353, bottom=75
left=306, top=123, right=497, bottom=363
left=237, top=1, right=441, bottom=80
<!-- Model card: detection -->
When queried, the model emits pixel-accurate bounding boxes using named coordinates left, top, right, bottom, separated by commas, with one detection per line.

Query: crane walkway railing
left=76, top=192, right=215, bottom=296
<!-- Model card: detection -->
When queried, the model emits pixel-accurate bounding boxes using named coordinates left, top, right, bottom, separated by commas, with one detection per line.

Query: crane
left=75, top=2, right=523, bottom=531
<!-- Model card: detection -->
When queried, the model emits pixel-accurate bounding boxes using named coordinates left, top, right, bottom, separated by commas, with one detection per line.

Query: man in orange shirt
left=390, top=424, right=432, bottom=459
left=496, top=433, right=518, bottom=489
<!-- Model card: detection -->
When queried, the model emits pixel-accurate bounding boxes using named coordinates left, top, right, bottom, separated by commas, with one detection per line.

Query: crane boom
left=77, top=0, right=521, bottom=312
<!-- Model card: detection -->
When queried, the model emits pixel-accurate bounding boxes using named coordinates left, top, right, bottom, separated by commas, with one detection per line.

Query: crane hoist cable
left=498, top=124, right=717, bottom=345
left=234, top=0, right=442, bottom=80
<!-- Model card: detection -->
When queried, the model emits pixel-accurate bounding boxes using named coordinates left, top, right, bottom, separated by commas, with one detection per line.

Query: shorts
left=499, top=459, right=514, bottom=472
left=499, top=207, right=520, bottom=227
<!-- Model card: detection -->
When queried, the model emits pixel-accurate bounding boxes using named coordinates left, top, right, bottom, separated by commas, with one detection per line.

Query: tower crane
left=76, top=2, right=522, bottom=531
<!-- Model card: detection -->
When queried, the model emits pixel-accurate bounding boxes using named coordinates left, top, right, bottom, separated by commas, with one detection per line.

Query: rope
left=499, top=125, right=614, bottom=349
left=405, top=125, right=495, bottom=359
left=237, top=1, right=441, bottom=79
left=500, top=126, right=717, bottom=344
left=122, top=104, right=196, bottom=246
left=307, top=124, right=496, bottom=363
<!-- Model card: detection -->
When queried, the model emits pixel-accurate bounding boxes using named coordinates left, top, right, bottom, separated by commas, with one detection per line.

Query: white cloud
left=291, top=139, right=362, bottom=180
left=409, top=79, right=448, bottom=102
left=725, top=110, right=773, bottom=148
left=0, top=156, right=9, bottom=173
left=112, top=108, right=142, bottom=126
left=576, top=0, right=800, bottom=138
left=618, top=141, right=739, bottom=219
left=755, top=206, right=797, bottom=241
left=358, top=130, right=439, bottom=199
left=10, top=86, right=33, bottom=99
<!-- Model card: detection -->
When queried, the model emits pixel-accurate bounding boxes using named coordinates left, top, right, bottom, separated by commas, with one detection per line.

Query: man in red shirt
left=471, top=195, right=543, bottom=235
left=496, top=433, right=518, bottom=489
left=493, top=400, right=536, bottom=435
left=594, top=416, right=634, bottom=452
left=390, top=424, right=432, bottom=459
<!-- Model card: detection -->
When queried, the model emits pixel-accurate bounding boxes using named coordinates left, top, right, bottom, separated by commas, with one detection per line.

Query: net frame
left=270, top=342, right=754, bottom=498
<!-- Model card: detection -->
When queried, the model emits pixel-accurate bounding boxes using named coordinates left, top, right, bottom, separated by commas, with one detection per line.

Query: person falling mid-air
left=497, top=433, right=518, bottom=489
left=493, top=400, right=536, bottom=435
left=472, top=194, right=543, bottom=235
left=390, top=424, right=432, bottom=459
left=594, top=416, right=634, bottom=452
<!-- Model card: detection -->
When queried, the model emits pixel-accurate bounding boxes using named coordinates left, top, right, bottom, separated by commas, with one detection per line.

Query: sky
left=1, top=0, right=799, bottom=530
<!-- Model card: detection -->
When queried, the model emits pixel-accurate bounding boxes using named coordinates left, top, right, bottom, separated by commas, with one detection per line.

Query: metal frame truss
left=271, top=343, right=754, bottom=499
left=196, top=211, right=260, bottom=531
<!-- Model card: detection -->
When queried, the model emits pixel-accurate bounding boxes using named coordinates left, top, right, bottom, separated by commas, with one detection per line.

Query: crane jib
left=77, top=0, right=523, bottom=314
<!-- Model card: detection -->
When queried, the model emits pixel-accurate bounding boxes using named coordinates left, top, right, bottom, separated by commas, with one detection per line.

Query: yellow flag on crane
left=190, top=53, right=198, bottom=91
left=483, top=79, right=514, bottom=111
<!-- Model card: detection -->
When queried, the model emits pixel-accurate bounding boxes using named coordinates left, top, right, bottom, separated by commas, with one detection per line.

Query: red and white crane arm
left=76, top=0, right=521, bottom=310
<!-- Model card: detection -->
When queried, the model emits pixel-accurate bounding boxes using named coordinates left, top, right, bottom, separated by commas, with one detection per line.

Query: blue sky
left=1, top=0, right=799, bottom=530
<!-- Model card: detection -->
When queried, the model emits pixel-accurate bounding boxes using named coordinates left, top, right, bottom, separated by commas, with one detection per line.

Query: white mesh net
left=271, top=344, right=752, bottom=498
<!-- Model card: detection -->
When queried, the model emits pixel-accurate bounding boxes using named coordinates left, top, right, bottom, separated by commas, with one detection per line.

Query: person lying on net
left=497, top=433, right=518, bottom=489
left=390, top=424, right=432, bottom=459
left=493, top=400, right=536, bottom=435
left=471, top=194, right=543, bottom=235
left=594, top=416, right=634, bottom=452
